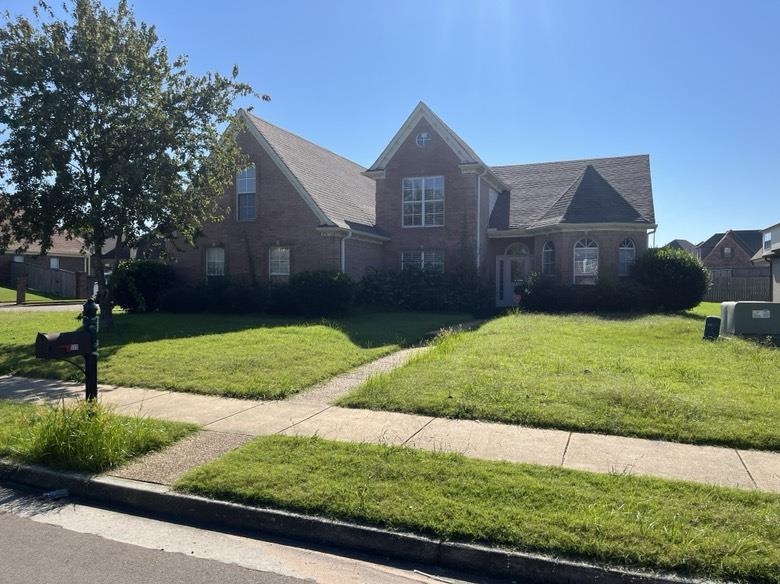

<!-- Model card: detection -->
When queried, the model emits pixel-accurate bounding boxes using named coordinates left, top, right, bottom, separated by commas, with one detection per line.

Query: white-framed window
left=401, top=250, right=444, bottom=272
left=722, top=246, right=733, bottom=259
left=49, top=257, right=60, bottom=270
left=542, top=241, right=555, bottom=275
left=764, top=232, right=772, bottom=252
left=236, top=164, right=256, bottom=221
left=618, top=238, right=636, bottom=277
left=205, top=247, right=225, bottom=277
left=574, top=238, right=599, bottom=285
left=269, top=246, right=290, bottom=276
left=402, top=176, right=444, bottom=227
left=13, top=255, right=24, bottom=263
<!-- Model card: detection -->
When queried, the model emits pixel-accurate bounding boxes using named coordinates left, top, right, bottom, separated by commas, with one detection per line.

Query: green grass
left=0, top=310, right=469, bottom=399
left=175, top=435, right=780, bottom=583
left=339, top=303, right=780, bottom=450
left=0, top=399, right=197, bottom=473
left=0, top=285, right=72, bottom=302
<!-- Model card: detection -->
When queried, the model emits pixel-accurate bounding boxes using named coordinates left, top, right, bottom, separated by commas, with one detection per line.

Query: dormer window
left=764, top=232, right=771, bottom=252
left=402, top=176, right=444, bottom=227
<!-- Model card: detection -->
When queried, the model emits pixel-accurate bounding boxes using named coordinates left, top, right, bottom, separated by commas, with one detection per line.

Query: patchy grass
left=0, top=311, right=469, bottom=399
left=0, top=399, right=197, bottom=473
left=339, top=304, right=780, bottom=450
left=175, top=435, right=780, bottom=583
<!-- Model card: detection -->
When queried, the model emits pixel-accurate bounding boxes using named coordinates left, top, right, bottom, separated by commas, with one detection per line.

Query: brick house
left=171, top=102, right=657, bottom=307
left=695, top=230, right=766, bottom=278
left=1, top=234, right=88, bottom=283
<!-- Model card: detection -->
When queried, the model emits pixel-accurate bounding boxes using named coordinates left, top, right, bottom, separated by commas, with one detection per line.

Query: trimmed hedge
left=111, top=260, right=178, bottom=312
left=631, top=248, right=711, bottom=311
left=520, top=273, right=656, bottom=314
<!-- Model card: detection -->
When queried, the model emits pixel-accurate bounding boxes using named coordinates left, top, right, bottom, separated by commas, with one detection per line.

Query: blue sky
left=7, top=0, right=779, bottom=245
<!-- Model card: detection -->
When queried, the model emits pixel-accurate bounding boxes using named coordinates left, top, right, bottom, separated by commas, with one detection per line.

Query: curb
left=0, top=460, right=708, bottom=584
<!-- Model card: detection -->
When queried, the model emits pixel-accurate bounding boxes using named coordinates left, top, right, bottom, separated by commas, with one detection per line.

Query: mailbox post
left=34, top=298, right=100, bottom=401
left=81, top=298, right=99, bottom=400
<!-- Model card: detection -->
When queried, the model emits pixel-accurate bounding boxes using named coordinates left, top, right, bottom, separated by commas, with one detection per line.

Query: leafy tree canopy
left=0, top=0, right=265, bottom=324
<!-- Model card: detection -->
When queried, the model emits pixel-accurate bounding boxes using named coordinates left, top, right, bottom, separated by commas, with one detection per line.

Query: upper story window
left=618, top=238, right=636, bottom=277
left=722, top=246, right=733, bottom=259
left=236, top=164, right=256, bottom=221
left=763, top=232, right=771, bottom=252
left=269, top=246, right=290, bottom=276
left=206, top=247, right=225, bottom=277
left=574, top=238, right=599, bottom=285
left=401, top=249, right=444, bottom=272
left=402, top=176, right=444, bottom=227
left=542, top=241, right=555, bottom=275
left=13, top=255, right=24, bottom=263
left=49, top=257, right=60, bottom=270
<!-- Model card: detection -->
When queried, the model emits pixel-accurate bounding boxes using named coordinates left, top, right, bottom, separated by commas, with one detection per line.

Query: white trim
left=340, top=231, right=353, bottom=273
left=269, top=246, right=290, bottom=276
left=316, top=226, right=389, bottom=243
left=487, top=222, right=657, bottom=238
left=239, top=110, right=334, bottom=227
left=401, top=176, right=445, bottom=228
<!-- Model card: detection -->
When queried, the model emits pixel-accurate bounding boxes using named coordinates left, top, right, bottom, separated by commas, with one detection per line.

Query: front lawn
left=175, top=435, right=780, bottom=583
left=0, top=285, right=71, bottom=302
left=339, top=304, right=780, bottom=450
left=0, top=399, right=197, bottom=472
left=0, top=311, right=469, bottom=399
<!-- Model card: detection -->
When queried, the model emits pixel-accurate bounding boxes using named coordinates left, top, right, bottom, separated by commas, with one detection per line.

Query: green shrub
left=111, top=260, right=178, bottom=312
left=521, top=273, right=655, bottom=314
left=357, top=266, right=493, bottom=314
left=631, top=248, right=711, bottom=311
left=520, top=273, right=574, bottom=312
left=288, top=271, right=355, bottom=317
left=159, top=279, right=266, bottom=313
left=18, top=401, right=196, bottom=473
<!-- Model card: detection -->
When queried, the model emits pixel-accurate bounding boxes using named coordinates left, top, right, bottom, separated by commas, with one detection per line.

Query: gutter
left=476, top=167, right=487, bottom=269
left=340, top=231, right=353, bottom=273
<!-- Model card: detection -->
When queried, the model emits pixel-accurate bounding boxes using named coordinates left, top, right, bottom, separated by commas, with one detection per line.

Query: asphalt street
left=0, top=483, right=499, bottom=584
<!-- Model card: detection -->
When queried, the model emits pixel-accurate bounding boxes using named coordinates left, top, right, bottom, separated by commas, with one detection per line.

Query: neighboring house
left=664, top=239, right=696, bottom=254
left=171, top=102, right=657, bottom=307
left=1, top=234, right=88, bottom=285
left=695, top=230, right=768, bottom=279
left=0, top=233, right=90, bottom=297
left=751, top=222, right=780, bottom=302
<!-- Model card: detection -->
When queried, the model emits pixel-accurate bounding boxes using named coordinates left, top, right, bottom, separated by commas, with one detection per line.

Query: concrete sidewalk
left=2, top=373, right=778, bottom=493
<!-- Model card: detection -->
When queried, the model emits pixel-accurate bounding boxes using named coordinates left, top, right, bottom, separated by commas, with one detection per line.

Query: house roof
left=697, top=229, right=764, bottom=259
left=6, top=233, right=86, bottom=256
left=665, top=239, right=696, bottom=252
left=242, top=111, right=378, bottom=234
left=489, top=155, right=655, bottom=230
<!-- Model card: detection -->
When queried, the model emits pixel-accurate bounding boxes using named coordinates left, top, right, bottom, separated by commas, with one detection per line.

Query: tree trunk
left=93, top=250, right=114, bottom=330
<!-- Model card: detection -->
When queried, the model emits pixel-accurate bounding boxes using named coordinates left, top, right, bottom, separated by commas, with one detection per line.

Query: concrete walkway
left=1, top=371, right=778, bottom=494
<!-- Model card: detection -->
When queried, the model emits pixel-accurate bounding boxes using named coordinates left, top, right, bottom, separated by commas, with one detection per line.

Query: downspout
left=341, top=230, right=353, bottom=274
left=476, top=167, right=488, bottom=269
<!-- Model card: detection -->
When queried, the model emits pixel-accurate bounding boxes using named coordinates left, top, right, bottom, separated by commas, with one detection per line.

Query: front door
left=495, top=253, right=530, bottom=307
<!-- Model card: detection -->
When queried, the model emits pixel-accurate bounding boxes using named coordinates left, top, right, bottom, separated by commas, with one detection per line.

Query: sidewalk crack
left=275, top=405, right=332, bottom=434
left=402, top=417, right=435, bottom=446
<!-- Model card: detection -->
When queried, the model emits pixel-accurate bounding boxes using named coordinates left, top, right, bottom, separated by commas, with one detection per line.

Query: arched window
left=504, top=242, right=530, bottom=257
left=542, top=241, right=555, bottom=275
left=618, top=238, right=636, bottom=277
left=574, top=238, right=598, bottom=285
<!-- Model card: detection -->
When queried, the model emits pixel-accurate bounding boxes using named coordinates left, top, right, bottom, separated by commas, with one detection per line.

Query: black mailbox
left=35, top=331, right=92, bottom=359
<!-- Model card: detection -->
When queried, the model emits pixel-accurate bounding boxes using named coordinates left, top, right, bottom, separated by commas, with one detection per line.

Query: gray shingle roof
left=245, top=112, right=376, bottom=231
left=665, top=239, right=696, bottom=253
left=489, top=155, right=654, bottom=230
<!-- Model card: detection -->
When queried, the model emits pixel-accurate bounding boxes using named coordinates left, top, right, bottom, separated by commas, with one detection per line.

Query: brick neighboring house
left=1, top=234, right=90, bottom=297
left=751, top=222, right=780, bottom=302
left=695, top=230, right=767, bottom=278
left=171, top=103, right=657, bottom=307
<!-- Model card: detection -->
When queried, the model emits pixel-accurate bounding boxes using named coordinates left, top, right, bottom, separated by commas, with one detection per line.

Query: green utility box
left=720, top=301, right=780, bottom=341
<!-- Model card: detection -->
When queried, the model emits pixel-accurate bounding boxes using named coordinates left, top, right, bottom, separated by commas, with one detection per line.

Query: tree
left=0, top=0, right=266, bottom=327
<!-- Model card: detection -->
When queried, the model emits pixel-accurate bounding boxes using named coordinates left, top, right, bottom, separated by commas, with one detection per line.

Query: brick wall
left=701, top=233, right=757, bottom=270
left=374, top=119, right=478, bottom=273
left=344, top=237, right=383, bottom=280
left=171, top=131, right=342, bottom=285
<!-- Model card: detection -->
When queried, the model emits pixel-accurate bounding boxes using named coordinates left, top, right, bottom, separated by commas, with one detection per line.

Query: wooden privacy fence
left=704, top=277, right=770, bottom=302
left=11, top=263, right=78, bottom=298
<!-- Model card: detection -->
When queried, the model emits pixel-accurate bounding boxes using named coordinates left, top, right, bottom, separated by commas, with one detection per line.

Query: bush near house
left=357, top=266, right=494, bottom=315
left=111, top=260, right=179, bottom=312
left=521, top=273, right=655, bottom=313
left=631, top=247, right=711, bottom=312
